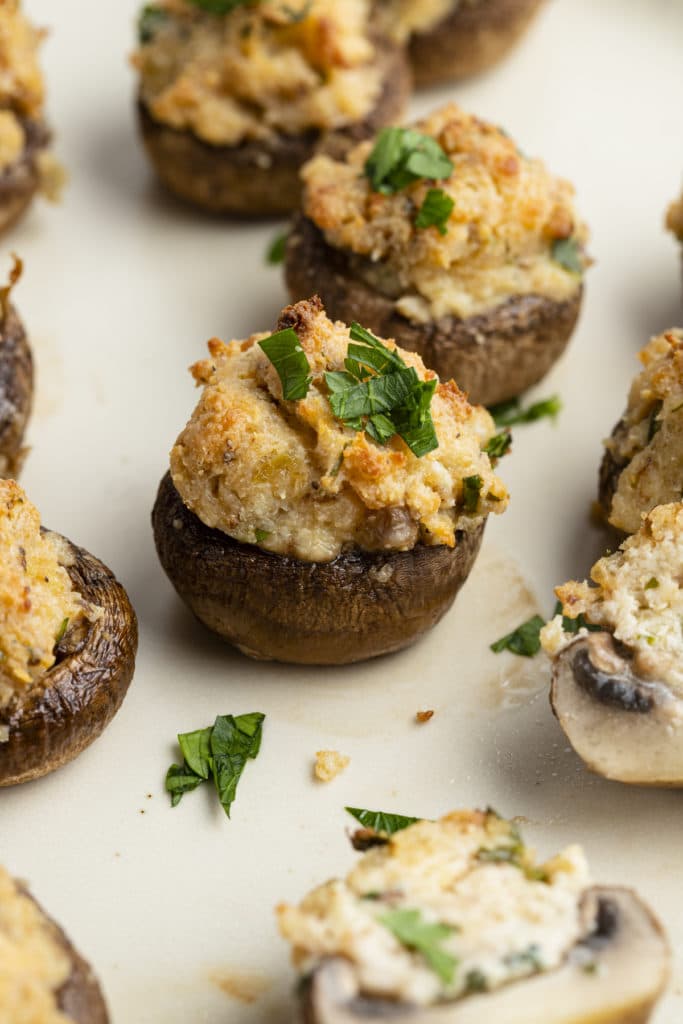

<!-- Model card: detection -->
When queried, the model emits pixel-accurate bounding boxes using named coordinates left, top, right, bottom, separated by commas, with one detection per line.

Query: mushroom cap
left=285, top=214, right=583, bottom=407
left=550, top=634, right=683, bottom=787
left=0, top=533, right=138, bottom=786
left=0, top=119, right=51, bottom=236
left=152, top=471, right=485, bottom=665
left=0, top=302, right=32, bottom=477
left=303, top=887, right=669, bottom=1024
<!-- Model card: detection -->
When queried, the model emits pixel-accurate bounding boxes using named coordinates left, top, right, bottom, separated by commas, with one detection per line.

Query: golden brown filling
left=301, top=103, right=588, bottom=321
left=0, top=0, right=45, bottom=171
left=0, top=866, right=72, bottom=1024
left=134, top=0, right=382, bottom=146
left=170, top=299, right=508, bottom=562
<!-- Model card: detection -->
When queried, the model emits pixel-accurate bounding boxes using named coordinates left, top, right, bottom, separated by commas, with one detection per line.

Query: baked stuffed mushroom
left=0, top=480, right=138, bottom=786
left=133, top=0, right=410, bottom=216
left=543, top=502, right=683, bottom=786
left=375, top=0, right=545, bottom=86
left=278, top=809, right=669, bottom=1022
left=286, top=104, right=588, bottom=406
left=0, top=1, right=58, bottom=235
left=152, top=296, right=508, bottom=665
left=599, top=329, right=683, bottom=534
left=0, top=864, right=109, bottom=1023
left=0, top=257, right=32, bottom=477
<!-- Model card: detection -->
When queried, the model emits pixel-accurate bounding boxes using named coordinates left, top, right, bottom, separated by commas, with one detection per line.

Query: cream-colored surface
left=278, top=810, right=590, bottom=1005
left=604, top=330, right=683, bottom=535
left=170, top=299, right=508, bottom=562
left=0, top=480, right=85, bottom=703
left=0, top=867, right=72, bottom=1024
left=301, top=103, right=588, bottom=321
left=542, top=503, right=683, bottom=694
left=134, top=0, right=382, bottom=147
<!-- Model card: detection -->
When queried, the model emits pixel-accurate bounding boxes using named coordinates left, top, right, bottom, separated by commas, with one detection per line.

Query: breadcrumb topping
left=0, top=867, right=71, bottom=1024
left=313, top=750, right=350, bottom=782
left=277, top=809, right=590, bottom=1006
left=301, top=103, right=588, bottom=321
left=134, top=0, right=382, bottom=147
left=0, top=0, right=45, bottom=171
left=604, top=330, right=683, bottom=534
left=542, top=503, right=683, bottom=692
left=170, top=298, right=508, bottom=563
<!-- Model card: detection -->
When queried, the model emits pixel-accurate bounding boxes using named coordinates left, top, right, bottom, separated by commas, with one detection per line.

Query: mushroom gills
left=304, top=888, right=669, bottom=1024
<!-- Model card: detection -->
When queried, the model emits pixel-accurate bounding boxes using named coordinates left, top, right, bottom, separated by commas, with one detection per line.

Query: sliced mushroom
left=0, top=534, right=138, bottom=786
left=0, top=299, right=32, bottom=477
left=285, top=214, right=583, bottom=407
left=550, top=633, right=683, bottom=786
left=152, top=471, right=485, bottom=666
left=303, top=888, right=669, bottom=1024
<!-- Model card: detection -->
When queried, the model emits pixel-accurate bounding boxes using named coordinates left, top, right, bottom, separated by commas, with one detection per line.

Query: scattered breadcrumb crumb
left=314, top=750, right=350, bottom=783
left=416, top=710, right=434, bottom=723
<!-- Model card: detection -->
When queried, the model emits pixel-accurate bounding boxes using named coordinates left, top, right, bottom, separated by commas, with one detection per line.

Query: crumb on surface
left=416, top=709, right=434, bottom=723
left=314, top=749, right=350, bottom=783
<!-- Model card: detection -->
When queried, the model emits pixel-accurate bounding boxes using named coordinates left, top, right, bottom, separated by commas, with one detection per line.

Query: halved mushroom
left=551, top=632, right=683, bottom=787
left=0, top=484, right=138, bottom=786
left=1, top=865, right=109, bottom=1023
left=303, top=887, right=669, bottom=1024
left=153, top=470, right=485, bottom=665
left=0, top=257, right=33, bottom=477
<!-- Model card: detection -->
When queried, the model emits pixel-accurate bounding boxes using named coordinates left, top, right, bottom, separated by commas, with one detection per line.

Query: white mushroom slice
left=304, top=888, right=669, bottom=1024
left=551, top=634, right=683, bottom=786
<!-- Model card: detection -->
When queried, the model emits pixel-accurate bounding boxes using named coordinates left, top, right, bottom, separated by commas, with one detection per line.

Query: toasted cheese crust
left=542, top=503, right=683, bottom=693
left=667, top=189, right=683, bottom=243
left=0, top=0, right=45, bottom=171
left=0, top=866, right=72, bottom=1024
left=604, top=330, right=683, bottom=535
left=277, top=810, right=591, bottom=1006
left=170, top=298, right=508, bottom=563
left=0, top=480, right=89, bottom=706
left=301, top=103, right=588, bottom=321
left=134, top=0, right=382, bottom=147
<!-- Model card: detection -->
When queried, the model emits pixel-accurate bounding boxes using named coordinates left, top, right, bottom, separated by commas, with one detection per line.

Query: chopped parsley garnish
left=187, top=0, right=251, bottom=12
left=490, top=615, right=546, bottom=657
left=484, top=430, right=512, bottom=461
left=266, top=230, right=288, bottom=265
left=55, top=618, right=69, bottom=644
left=414, top=188, right=454, bottom=235
left=465, top=969, right=488, bottom=993
left=345, top=806, right=420, bottom=835
left=504, top=944, right=544, bottom=972
left=489, top=394, right=562, bottom=428
left=165, top=713, right=265, bottom=817
left=365, top=127, right=453, bottom=197
left=553, top=601, right=602, bottom=635
left=259, top=328, right=311, bottom=401
left=645, top=577, right=659, bottom=590
left=462, top=475, right=483, bottom=514
left=380, top=909, right=458, bottom=986
left=551, top=237, right=583, bottom=274
left=138, top=4, right=168, bottom=43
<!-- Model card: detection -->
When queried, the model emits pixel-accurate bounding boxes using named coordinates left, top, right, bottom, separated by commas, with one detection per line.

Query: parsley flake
left=380, top=909, right=458, bottom=986
left=365, top=128, right=453, bottom=196
left=138, top=4, right=168, bottom=42
left=266, top=230, right=288, bottom=265
left=484, top=431, right=512, bottom=461
left=414, top=188, right=454, bottom=235
left=187, top=0, right=251, bottom=12
left=462, top=475, right=483, bottom=514
left=345, top=806, right=420, bottom=835
left=490, top=615, right=546, bottom=657
left=552, top=237, right=583, bottom=274
left=259, top=328, right=311, bottom=401
left=489, top=395, right=562, bottom=428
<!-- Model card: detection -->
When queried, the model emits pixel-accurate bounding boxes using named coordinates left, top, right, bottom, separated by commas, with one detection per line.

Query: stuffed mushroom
left=277, top=809, right=669, bottom=1022
left=0, top=257, right=32, bottom=477
left=0, top=864, right=109, bottom=1023
left=375, top=0, right=545, bottom=86
left=543, top=502, right=683, bottom=786
left=133, top=0, right=410, bottom=216
left=0, top=480, right=138, bottom=786
left=152, top=296, right=509, bottom=665
left=599, top=329, right=683, bottom=535
left=0, top=1, right=59, bottom=235
left=286, top=104, right=588, bottom=406
left=666, top=185, right=683, bottom=278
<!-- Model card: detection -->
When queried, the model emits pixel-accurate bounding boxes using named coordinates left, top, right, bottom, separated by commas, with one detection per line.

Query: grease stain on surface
left=209, top=968, right=272, bottom=1004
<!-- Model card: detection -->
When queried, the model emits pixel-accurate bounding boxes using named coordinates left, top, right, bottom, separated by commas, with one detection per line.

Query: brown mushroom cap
left=408, top=0, right=545, bottom=86
left=0, top=119, right=51, bottom=236
left=152, top=471, right=485, bottom=666
left=0, top=534, right=138, bottom=787
left=550, top=633, right=683, bottom=787
left=302, top=887, right=669, bottom=1024
left=285, top=214, right=583, bottom=407
left=136, top=36, right=410, bottom=217
left=0, top=301, right=32, bottom=477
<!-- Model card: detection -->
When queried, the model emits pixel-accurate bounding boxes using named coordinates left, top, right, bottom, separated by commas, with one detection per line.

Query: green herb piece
left=380, top=909, right=458, bottom=986
left=552, top=237, right=583, bottom=274
left=552, top=601, right=602, bottom=635
left=462, top=475, right=483, bottom=514
left=414, top=188, right=454, bottom=235
left=267, top=231, right=288, bottom=265
left=254, top=529, right=270, bottom=543
left=365, top=128, right=453, bottom=196
left=345, top=807, right=420, bottom=835
left=178, top=726, right=213, bottom=780
left=138, top=4, right=168, bottom=43
left=187, top=0, right=250, bottom=13
left=165, top=763, right=206, bottom=808
left=645, top=577, right=659, bottom=590
left=259, top=328, right=311, bottom=401
left=280, top=1, right=313, bottom=22
left=55, top=618, right=69, bottom=644
left=465, top=969, right=488, bottom=993
left=489, top=395, right=562, bottom=428
left=647, top=400, right=663, bottom=442
left=484, top=431, right=512, bottom=461
left=490, top=615, right=546, bottom=657
left=504, top=944, right=543, bottom=972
